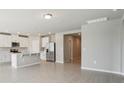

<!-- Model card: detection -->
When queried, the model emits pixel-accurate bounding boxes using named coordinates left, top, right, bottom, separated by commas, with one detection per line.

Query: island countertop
left=11, top=53, right=41, bottom=68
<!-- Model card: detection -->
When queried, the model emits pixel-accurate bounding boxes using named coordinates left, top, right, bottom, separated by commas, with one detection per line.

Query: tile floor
left=0, top=62, right=124, bottom=83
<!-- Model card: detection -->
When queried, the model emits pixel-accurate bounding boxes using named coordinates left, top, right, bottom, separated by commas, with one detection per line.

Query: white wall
left=81, top=18, right=122, bottom=73
left=55, top=33, right=64, bottom=63
left=120, top=19, right=124, bottom=73
left=55, top=29, right=81, bottom=63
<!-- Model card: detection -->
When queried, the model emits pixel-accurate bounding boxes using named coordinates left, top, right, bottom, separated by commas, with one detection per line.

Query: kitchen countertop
left=11, top=52, right=41, bottom=68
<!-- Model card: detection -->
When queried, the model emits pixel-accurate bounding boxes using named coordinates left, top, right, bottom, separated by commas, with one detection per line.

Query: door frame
left=63, top=32, right=82, bottom=64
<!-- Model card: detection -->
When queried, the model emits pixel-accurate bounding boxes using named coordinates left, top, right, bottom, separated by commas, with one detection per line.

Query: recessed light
left=44, top=14, right=52, bottom=19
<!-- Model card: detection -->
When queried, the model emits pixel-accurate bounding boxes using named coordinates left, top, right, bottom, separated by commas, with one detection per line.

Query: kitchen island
left=11, top=53, right=41, bottom=68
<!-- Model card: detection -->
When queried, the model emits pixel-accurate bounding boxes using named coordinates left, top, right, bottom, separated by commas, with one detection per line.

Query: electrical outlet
left=93, top=60, right=96, bottom=64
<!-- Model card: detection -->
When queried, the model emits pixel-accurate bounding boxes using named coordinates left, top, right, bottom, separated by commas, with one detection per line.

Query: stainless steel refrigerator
left=46, top=42, right=56, bottom=62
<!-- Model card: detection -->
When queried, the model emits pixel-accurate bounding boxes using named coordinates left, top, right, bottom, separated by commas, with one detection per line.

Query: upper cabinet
left=29, top=36, right=40, bottom=53
left=11, top=34, right=19, bottom=42
left=19, top=37, right=29, bottom=47
left=42, top=36, right=49, bottom=48
left=11, top=34, right=29, bottom=48
left=0, top=34, right=11, bottom=47
left=0, top=34, right=29, bottom=48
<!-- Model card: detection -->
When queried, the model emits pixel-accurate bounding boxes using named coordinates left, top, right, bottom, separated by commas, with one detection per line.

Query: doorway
left=64, top=32, right=81, bottom=64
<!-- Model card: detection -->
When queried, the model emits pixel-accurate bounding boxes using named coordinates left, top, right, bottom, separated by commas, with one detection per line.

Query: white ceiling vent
left=0, top=32, right=11, bottom=36
left=87, top=17, right=109, bottom=24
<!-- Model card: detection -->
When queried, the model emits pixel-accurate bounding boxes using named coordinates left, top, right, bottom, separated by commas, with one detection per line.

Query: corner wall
left=81, top=18, right=122, bottom=73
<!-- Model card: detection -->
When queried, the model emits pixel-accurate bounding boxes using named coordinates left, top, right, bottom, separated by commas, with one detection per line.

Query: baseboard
left=81, top=67, right=124, bottom=76
left=15, top=62, right=41, bottom=68
left=56, top=61, right=64, bottom=64
left=0, top=61, right=11, bottom=63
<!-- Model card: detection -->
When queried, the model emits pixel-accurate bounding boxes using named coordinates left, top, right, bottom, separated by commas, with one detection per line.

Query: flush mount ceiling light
left=44, top=14, right=52, bottom=19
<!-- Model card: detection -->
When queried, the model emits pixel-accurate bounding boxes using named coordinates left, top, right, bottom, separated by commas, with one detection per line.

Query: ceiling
left=0, top=9, right=124, bottom=35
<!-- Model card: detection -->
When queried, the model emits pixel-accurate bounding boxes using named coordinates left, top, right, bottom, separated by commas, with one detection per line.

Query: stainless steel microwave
left=12, top=42, right=20, bottom=47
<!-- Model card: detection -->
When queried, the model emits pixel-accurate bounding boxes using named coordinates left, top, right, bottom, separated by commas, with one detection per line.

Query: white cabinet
left=11, top=35, right=29, bottom=48
left=19, top=37, right=29, bottom=47
left=31, top=39, right=40, bottom=53
left=29, top=36, right=40, bottom=53
left=0, top=53, right=11, bottom=62
left=0, top=34, right=29, bottom=48
left=40, top=51, right=46, bottom=60
left=0, top=35, right=11, bottom=47
left=11, top=35, right=19, bottom=42
left=11, top=53, right=41, bottom=68
left=42, top=37, right=49, bottom=47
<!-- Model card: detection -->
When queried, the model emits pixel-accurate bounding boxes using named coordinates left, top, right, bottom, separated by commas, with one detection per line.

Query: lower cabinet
left=0, top=54, right=11, bottom=63
left=40, top=51, right=46, bottom=60
left=19, top=37, right=29, bottom=48
left=0, top=35, right=11, bottom=47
